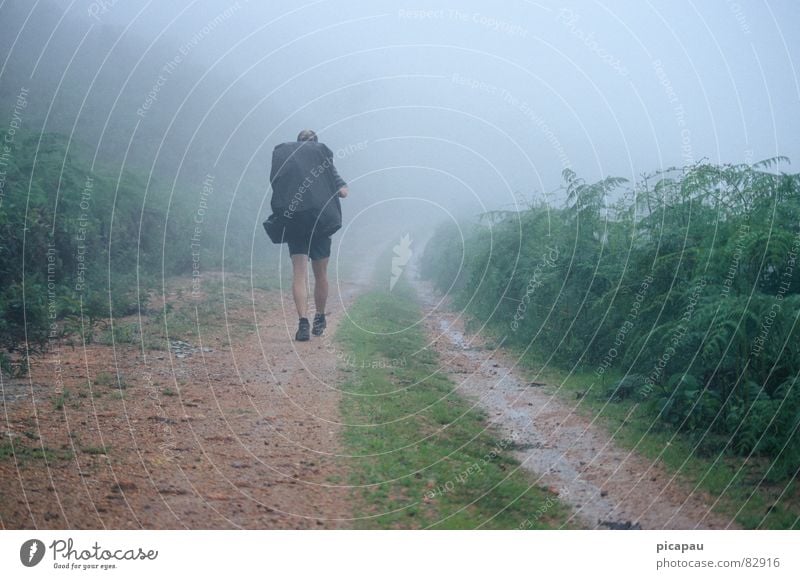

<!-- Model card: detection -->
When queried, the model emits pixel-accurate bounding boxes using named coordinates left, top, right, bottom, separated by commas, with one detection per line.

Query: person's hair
left=297, top=129, right=318, bottom=142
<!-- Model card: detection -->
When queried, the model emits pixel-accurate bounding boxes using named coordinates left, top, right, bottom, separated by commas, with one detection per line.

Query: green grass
left=93, top=371, right=115, bottom=387
left=53, top=389, right=71, bottom=410
left=80, top=446, right=108, bottom=455
left=0, top=441, right=74, bottom=462
left=336, top=282, right=575, bottom=529
left=494, top=343, right=800, bottom=529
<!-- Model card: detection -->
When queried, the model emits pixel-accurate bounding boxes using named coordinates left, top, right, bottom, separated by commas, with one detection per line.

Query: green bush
left=422, top=159, right=800, bottom=481
left=0, top=132, right=201, bottom=361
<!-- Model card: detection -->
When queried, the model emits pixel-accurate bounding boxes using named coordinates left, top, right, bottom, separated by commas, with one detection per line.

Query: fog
left=3, top=0, right=800, bottom=537
left=2, top=0, right=799, bottom=262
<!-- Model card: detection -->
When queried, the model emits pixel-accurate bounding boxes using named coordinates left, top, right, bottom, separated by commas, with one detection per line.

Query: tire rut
left=414, top=277, right=738, bottom=530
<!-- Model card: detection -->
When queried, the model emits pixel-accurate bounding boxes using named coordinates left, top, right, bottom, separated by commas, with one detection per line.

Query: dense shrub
left=0, top=132, right=198, bottom=366
left=422, top=160, right=800, bottom=480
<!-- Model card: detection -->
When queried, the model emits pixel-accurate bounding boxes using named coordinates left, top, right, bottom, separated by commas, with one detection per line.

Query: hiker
left=268, top=129, right=349, bottom=341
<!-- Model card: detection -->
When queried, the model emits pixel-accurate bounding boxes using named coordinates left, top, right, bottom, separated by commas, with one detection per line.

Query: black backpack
left=262, top=213, right=286, bottom=244
left=264, top=141, right=342, bottom=244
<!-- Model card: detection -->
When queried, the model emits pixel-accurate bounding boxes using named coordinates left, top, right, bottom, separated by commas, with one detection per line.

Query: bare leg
left=291, top=254, right=309, bottom=319
left=311, top=257, right=329, bottom=314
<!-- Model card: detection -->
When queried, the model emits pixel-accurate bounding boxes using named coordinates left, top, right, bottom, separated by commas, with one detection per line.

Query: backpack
left=264, top=141, right=343, bottom=243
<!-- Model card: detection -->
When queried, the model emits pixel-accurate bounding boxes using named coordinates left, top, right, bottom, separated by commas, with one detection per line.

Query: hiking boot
left=295, top=317, right=310, bottom=341
left=312, top=313, right=326, bottom=336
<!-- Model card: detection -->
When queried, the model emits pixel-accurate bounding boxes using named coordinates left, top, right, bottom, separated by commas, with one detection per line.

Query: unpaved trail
left=413, top=276, right=739, bottom=530
left=1, top=272, right=366, bottom=529
left=3, top=259, right=739, bottom=530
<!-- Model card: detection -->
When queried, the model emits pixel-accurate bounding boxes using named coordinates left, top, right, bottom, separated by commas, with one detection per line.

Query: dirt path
left=1, top=273, right=365, bottom=529
left=3, top=261, right=739, bottom=530
left=413, top=276, right=739, bottom=530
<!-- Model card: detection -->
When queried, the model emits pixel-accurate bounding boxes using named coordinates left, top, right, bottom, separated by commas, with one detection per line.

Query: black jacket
left=269, top=141, right=346, bottom=237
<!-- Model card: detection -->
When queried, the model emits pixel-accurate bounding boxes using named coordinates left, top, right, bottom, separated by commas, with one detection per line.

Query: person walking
left=268, top=130, right=349, bottom=341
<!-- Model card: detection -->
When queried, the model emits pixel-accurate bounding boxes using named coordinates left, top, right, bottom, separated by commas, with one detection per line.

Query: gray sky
left=48, top=0, right=800, bottom=217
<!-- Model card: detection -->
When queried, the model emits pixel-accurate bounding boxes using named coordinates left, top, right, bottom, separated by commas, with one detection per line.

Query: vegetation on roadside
left=420, top=160, right=800, bottom=529
left=0, top=129, right=278, bottom=375
left=336, top=280, right=574, bottom=529
left=0, top=132, right=185, bottom=370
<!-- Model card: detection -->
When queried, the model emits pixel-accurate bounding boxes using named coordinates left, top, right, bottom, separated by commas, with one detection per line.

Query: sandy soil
left=1, top=275, right=361, bottom=529
left=413, top=277, right=739, bottom=530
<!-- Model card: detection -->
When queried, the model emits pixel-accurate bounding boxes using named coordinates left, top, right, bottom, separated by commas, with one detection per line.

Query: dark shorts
left=287, top=231, right=331, bottom=261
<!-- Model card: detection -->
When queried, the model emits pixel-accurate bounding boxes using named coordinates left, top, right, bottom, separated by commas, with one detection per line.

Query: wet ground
left=413, top=275, right=738, bottom=530
left=0, top=274, right=361, bottom=529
